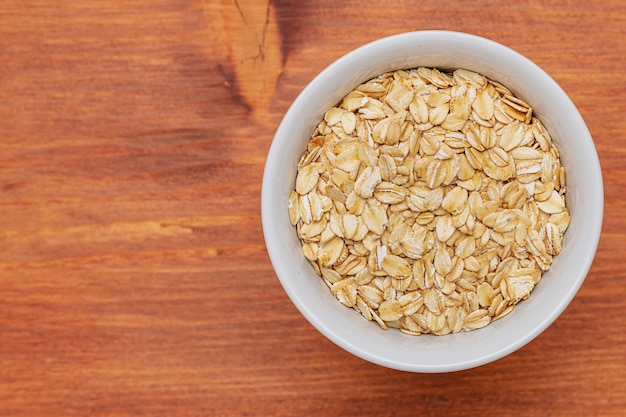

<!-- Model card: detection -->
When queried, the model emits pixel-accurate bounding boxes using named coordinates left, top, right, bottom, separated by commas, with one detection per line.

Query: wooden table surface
left=1, top=1, right=625, bottom=416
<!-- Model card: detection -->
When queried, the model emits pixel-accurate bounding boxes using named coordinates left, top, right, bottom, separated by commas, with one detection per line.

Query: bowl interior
left=262, top=31, right=603, bottom=372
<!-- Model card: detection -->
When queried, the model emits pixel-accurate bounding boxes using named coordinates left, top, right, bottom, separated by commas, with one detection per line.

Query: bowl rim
left=262, top=30, right=604, bottom=372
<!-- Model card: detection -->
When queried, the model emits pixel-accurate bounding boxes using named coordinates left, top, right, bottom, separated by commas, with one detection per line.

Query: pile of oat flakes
left=288, top=67, right=570, bottom=335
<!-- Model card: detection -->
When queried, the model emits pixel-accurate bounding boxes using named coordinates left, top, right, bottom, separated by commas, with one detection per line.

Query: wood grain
left=1, top=1, right=625, bottom=416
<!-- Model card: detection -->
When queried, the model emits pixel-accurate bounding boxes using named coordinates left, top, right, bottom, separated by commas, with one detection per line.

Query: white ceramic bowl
left=262, top=31, right=603, bottom=372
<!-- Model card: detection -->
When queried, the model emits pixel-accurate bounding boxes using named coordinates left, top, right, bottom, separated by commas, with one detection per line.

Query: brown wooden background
left=1, top=1, right=625, bottom=416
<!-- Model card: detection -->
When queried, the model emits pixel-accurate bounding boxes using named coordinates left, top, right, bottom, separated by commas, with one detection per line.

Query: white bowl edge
left=262, top=31, right=604, bottom=372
